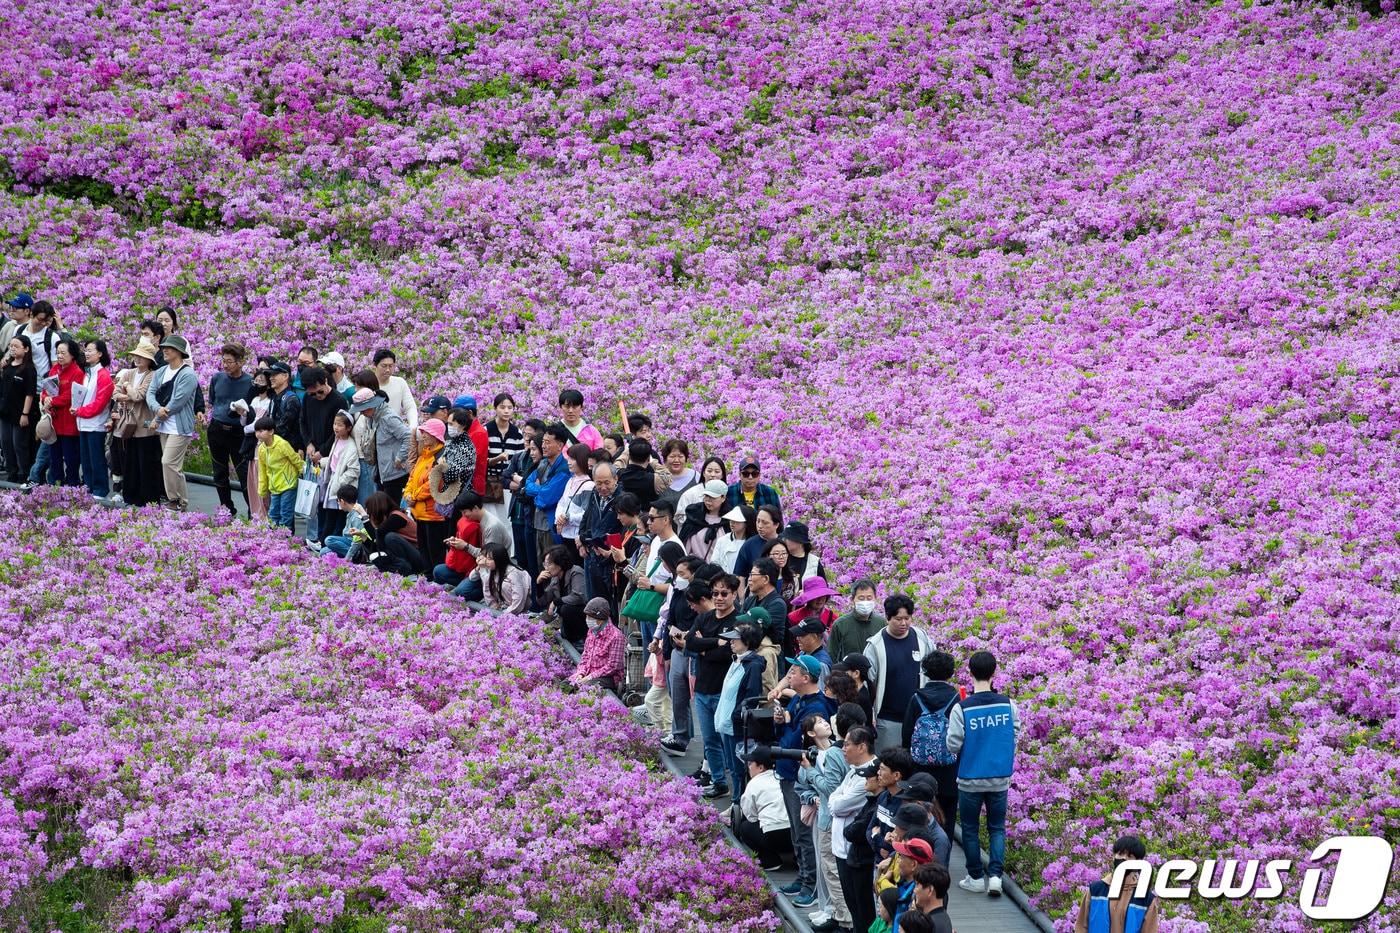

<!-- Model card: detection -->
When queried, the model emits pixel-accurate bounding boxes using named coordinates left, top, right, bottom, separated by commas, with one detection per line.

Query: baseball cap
left=702, top=479, right=728, bottom=498
left=717, top=627, right=742, bottom=640
left=893, top=802, right=930, bottom=832
left=893, top=837, right=934, bottom=865
left=263, top=359, right=292, bottom=375
left=7, top=293, right=33, bottom=310
left=735, top=606, right=771, bottom=628
left=854, top=760, right=881, bottom=778
left=790, top=618, right=824, bottom=638
left=784, top=655, right=823, bottom=679
left=738, top=456, right=760, bottom=472
left=317, top=351, right=345, bottom=369
left=454, top=394, right=477, bottom=411
left=897, top=772, right=940, bottom=801
left=584, top=596, right=612, bottom=619
left=841, top=653, right=872, bottom=675
left=423, top=395, right=452, bottom=414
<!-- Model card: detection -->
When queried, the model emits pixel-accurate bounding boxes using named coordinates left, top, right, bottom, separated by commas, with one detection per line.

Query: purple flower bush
left=2, top=0, right=1399, bottom=928
left=0, top=490, right=776, bottom=930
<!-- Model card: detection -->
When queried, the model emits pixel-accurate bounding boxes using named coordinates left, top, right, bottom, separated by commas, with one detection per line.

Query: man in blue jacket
left=945, top=650, right=1021, bottom=898
left=524, top=422, right=573, bottom=584
left=772, top=655, right=837, bottom=909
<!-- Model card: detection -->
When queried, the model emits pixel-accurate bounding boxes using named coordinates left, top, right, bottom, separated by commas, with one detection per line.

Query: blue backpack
left=910, top=694, right=960, bottom=766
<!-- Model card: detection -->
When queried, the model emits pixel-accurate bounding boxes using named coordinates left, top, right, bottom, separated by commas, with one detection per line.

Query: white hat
left=702, top=479, right=729, bottom=498
left=721, top=506, right=747, bottom=522
left=318, top=351, right=345, bottom=369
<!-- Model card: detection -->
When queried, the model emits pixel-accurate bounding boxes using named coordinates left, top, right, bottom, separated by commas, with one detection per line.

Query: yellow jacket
left=258, top=435, right=304, bottom=497
left=404, top=443, right=444, bottom=523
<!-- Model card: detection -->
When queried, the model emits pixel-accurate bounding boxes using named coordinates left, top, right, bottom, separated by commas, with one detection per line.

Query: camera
left=739, top=700, right=808, bottom=764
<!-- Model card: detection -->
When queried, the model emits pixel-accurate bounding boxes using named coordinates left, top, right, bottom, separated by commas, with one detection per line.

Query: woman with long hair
left=539, top=543, right=587, bottom=648
left=74, top=339, right=114, bottom=498
left=554, top=442, right=594, bottom=550
left=466, top=542, right=531, bottom=615
left=363, top=490, right=424, bottom=576
left=760, top=537, right=799, bottom=606
left=0, top=334, right=37, bottom=482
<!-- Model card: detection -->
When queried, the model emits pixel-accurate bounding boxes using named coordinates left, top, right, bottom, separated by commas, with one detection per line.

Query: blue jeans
left=433, top=565, right=465, bottom=587
left=452, top=577, right=483, bottom=601
left=693, top=693, right=727, bottom=786
left=78, top=431, right=108, bottom=498
left=27, top=440, right=51, bottom=484
left=356, top=458, right=376, bottom=507
left=720, top=731, right=743, bottom=804
left=959, top=788, right=1008, bottom=879
left=268, top=489, right=296, bottom=530
left=321, top=535, right=353, bottom=558
left=50, top=435, right=80, bottom=486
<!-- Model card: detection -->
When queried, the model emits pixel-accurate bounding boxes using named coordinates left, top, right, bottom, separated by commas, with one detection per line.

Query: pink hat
left=791, top=576, right=840, bottom=608
left=418, top=419, right=446, bottom=444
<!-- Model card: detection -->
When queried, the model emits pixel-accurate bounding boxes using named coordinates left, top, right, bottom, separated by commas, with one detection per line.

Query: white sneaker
left=987, top=876, right=1003, bottom=897
left=958, top=875, right=987, bottom=894
left=807, top=911, right=831, bottom=924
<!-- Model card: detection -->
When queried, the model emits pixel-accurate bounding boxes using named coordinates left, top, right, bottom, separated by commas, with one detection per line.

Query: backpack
left=910, top=693, right=960, bottom=766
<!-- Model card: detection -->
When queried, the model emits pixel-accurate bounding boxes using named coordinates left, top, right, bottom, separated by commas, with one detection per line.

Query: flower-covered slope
left=0, top=490, right=777, bottom=931
left=2, top=0, right=1400, bottom=928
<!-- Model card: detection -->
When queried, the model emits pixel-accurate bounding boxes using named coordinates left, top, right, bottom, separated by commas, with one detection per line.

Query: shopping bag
left=294, top=464, right=319, bottom=517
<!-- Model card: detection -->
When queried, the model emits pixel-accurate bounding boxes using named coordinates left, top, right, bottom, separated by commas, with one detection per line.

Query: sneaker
left=778, top=881, right=803, bottom=895
left=108, top=493, right=123, bottom=505
left=808, top=911, right=831, bottom=924
left=702, top=782, right=728, bottom=799
left=18, top=482, right=34, bottom=492
left=91, top=494, right=106, bottom=501
left=163, top=502, right=185, bottom=513
left=659, top=738, right=688, bottom=756
left=958, top=875, right=987, bottom=894
left=760, top=862, right=784, bottom=873
left=987, top=875, right=1003, bottom=897
left=791, top=891, right=817, bottom=908
left=810, top=917, right=838, bottom=932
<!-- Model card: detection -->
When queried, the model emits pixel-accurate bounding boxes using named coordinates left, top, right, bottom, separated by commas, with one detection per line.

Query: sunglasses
left=740, top=470, right=760, bottom=477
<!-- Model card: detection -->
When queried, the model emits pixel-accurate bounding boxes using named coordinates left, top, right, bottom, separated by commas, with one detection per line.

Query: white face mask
left=673, top=577, right=690, bottom=591
left=853, top=599, right=876, bottom=618
left=447, top=425, right=464, bottom=438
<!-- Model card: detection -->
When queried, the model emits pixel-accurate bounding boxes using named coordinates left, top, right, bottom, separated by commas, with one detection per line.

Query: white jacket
left=828, top=765, right=874, bottom=860
left=740, top=769, right=790, bottom=834
left=863, top=624, right=937, bottom=721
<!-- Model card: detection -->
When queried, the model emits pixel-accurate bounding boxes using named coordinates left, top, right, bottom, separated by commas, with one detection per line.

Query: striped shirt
left=486, top=419, right=524, bottom=482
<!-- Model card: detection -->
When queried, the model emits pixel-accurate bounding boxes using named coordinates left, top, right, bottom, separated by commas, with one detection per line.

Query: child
left=255, top=416, right=303, bottom=531
left=320, top=484, right=367, bottom=559
left=869, top=886, right=902, bottom=933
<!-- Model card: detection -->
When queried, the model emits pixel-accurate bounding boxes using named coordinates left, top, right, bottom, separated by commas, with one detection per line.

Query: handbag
left=294, top=463, right=319, bottom=517
left=34, top=411, right=56, bottom=445
left=153, top=372, right=175, bottom=407
left=621, top=557, right=666, bottom=623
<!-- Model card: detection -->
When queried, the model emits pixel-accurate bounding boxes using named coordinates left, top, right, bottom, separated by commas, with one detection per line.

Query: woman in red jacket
left=40, top=336, right=84, bottom=487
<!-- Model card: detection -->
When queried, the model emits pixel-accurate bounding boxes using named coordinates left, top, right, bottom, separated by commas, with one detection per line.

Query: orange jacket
left=405, top=443, right=444, bottom=524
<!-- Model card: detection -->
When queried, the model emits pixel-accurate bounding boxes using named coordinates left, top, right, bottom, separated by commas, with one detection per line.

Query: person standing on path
left=145, top=336, right=200, bottom=512
left=946, top=649, right=1021, bottom=898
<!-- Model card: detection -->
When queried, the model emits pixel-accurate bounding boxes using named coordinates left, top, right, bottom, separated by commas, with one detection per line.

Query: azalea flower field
left=2, top=0, right=1400, bottom=928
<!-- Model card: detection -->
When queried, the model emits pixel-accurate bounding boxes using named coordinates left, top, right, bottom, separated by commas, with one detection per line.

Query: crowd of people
left=0, top=292, right=1159, bottom=933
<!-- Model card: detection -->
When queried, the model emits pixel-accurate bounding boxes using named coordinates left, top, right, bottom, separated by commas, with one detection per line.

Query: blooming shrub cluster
left=0, top=490, right=777, bottom=931
left=2, top=0, right=1400, bottom=928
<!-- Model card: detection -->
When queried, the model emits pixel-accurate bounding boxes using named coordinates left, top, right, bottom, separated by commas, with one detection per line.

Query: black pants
left=380, top=475, right=407, bottom=506
left=0, top=420, right=32, bottom=483
left=123, top=435, right=165, bottom=506
left=206, top=419, right=247, bottom=511
left=838, top=857, right=876, bottom=933
left=373, top=532, right=426, bottom=576
left=418, top=518, right=448, bottom=572
left=559, top=602, right=588, bottom=648
left=734, top=811, right=792, bottom=869
left=317, top=507, right=347, bottom=542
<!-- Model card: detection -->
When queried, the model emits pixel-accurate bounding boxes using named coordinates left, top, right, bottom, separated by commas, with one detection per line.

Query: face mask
left=854, top=599, right=876, bottom=618
left=673, top=578, right=690, bottom=591
left=447, top=425, right=464, bottom=438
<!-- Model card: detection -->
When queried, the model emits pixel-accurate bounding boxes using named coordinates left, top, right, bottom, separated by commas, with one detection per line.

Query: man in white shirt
left=642, top=497, right=682, bottom=594
left=372, top=348, right=417, bottom=432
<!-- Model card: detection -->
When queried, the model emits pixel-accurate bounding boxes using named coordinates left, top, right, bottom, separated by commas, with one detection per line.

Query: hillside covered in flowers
left=2, top=0, right=1400, bottom=928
